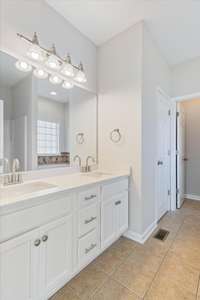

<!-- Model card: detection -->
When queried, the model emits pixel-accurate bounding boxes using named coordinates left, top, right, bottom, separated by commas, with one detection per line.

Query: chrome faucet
left=86, top=156, right=95, bottom=172
left=73, top=155, right=82, bottom=167
left=2, top=158, right=23, bottom=186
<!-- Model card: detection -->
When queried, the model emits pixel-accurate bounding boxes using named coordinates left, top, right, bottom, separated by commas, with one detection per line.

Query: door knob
left=183, top=158, right=188, bottom=161
left=157, top=161, right=163, bottom=166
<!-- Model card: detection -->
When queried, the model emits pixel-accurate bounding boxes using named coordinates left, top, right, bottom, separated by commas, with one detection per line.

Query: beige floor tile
left=110, top=237, right=138, bottom=259
left=92, top=278, right=141, bottom=300
left=68, top=263, right=109, bottom=300
left=170, top=238, right=200, bottom=270
left=112, top=258, right=155, bottom=298
left=145, top=252, right=199, bottom=300
left=145, top=280, right=196, bottom=300
left=49, top=286, right=80, bottom=300
left=126, top=247, right=164, bottom=273
left=93, top=245, right=124, bottom=275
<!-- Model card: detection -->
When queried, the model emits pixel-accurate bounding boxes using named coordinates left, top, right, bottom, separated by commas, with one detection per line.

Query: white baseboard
left=123, top=221, right=157, bottom=244
left=184, top=194, right=200, bottom=201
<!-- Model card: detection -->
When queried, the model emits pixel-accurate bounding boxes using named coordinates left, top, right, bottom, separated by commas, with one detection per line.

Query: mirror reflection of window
left=37, top=120, right=60, bottom=155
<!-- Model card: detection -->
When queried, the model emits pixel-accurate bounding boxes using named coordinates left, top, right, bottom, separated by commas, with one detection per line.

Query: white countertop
left=0, top=170, right=129, bottom=215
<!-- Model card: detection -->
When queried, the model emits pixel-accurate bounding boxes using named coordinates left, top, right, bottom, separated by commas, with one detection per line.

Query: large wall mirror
left=0, top=51, right=97, bottom=173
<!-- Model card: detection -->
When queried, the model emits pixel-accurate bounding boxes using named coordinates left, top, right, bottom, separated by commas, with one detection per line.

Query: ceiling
left=46, top=0, right=200, bottom=66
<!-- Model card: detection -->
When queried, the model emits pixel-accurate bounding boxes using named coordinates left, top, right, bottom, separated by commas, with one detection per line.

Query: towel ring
left=76, top=133, right=85, bottom=144
left=110, top=129, right=122, bottom=143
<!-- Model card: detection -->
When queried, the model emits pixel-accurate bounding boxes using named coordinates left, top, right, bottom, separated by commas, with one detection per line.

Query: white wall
left=182, top=99, right=200, bottom=197
left=98, top=22, right=171, bottom=237
left=98, top=22, right=143, bottom=234
left=69, top=87, right=97, bottom=164
left=12, top=75, right=36, bottom=170
left=172, top=57, right=200, bottom=97
left=37, top=96, right=69, bottom=153
left=142, top=26, right=171, bottom=232
left=0, top=86, right=13, bottom=162
left=0, top=0, right=97, bottom=93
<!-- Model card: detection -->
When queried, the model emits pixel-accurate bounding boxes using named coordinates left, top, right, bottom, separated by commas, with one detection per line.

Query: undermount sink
left=84, top=171, right=112, bottom=178
left=0, top=181, right=58, bottom=198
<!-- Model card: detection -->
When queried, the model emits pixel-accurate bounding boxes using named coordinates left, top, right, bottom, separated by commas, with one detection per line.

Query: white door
left=0, top=229, right=40, bottom=300
left=12, top=115, right=28, bottom=171
left=177, top=103, right=186, bottom=208
left=115, top=191, right=128, bottom=236
left=40, top=215, right=73, bottom=299
left=156, top=91, right=171, bottom=220
left=101, top=197, right=116, bottom=250
left=0, top=100, right=3, bottom=173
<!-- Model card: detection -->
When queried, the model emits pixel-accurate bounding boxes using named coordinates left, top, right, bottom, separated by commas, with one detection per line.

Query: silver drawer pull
left=115, top=200, right=121, bottom=206
left=42, top=235, right=48, bottom=242
left=84, top=216, right=97, bottom=224
left=34, top=239, right=41, bottom=247
left=84, top=194, right=97, bottom=201
left=85, top=243, right=97, bottom=254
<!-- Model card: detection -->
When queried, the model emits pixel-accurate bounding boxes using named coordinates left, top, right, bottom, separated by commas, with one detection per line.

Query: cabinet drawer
left=79, top=204, right=99, bottom=237
left=0, top=192, right=73, bottom=243
left=78, top=187, right=99, bottom=208
left=78, top=229, right=99, bottom=265
left=102, top=178, right=128, bottom=201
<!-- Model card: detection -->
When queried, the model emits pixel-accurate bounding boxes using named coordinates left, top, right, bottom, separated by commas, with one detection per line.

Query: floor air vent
left=154, top=229, right=169, bottom=241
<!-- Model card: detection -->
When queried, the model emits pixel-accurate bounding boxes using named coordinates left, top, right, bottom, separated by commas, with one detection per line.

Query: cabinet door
left=115, top=191, right=128, bottom=236
left=0, top=229, right=40, bottom=300
left=40, top=215, right=73, bottom=299
left=101, top=198, right=116, bottom=250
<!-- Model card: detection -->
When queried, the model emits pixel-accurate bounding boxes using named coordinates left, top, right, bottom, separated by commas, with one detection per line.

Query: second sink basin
left=83, top=171, right=112, bottom=178
left=0, top=181, right=58, bottom=199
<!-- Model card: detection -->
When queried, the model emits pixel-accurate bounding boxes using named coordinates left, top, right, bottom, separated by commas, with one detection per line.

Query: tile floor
left=50, top=199, right=200, bottom=300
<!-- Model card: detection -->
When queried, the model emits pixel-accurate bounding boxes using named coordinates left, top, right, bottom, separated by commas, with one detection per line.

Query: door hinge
left=176, top=112, right=180, bottom=117
left=176, top=150, right=179, bottom=156
left=168, top=109, right=171, bottom=116
left=176, top=188, right=179, bottom=195
left=168, top=149, right=171, bottom=156
left=168, top=189, right=171, bottom=196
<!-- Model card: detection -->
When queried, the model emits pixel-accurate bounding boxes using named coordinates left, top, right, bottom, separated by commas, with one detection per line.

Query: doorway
left=176, top=98, right=200, bottom=208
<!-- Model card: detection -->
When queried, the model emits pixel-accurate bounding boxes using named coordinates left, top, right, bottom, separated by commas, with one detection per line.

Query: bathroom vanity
left=0, top=171, right=129, bottom=300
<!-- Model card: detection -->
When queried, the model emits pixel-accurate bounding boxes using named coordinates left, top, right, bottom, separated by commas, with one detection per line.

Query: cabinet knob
left=34, top=239, right=41, bottom=247
left=42, top=235, right=48, bottom=242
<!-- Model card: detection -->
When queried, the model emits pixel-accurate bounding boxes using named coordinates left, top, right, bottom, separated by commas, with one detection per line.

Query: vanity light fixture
left=33, top=68, right=48, bottom=79
left=26, top=32, right=45, bottom=62
left=61, top=54, right=74, bottom=77
left=16, top=32, right=87, bottom=89
left=49, top=74, right=62, bottom=85
left=15, top=60, right=32, bottom=72
left=45, top=44, right=61, bottom=71
left=75, top=62, right=87, bottom=83
left=62, top=80, right=74, bottom=89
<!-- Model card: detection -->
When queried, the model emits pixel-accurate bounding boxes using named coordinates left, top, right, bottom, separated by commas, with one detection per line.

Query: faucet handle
left=12, top=158, right=20, bottom=172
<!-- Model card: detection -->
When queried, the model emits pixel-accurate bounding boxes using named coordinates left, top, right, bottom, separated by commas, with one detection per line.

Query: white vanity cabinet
left=0, top=215, right=73, bottom=300
left=101, top=179, right=129, bottom=250
left=39, top=215, right=73, bottom=300
left=0, top=228, right=39, bottom=300
left=0, top=175, right=129, bottom=300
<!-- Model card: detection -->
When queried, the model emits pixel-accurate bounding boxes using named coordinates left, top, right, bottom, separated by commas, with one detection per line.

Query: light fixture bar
left=17, top=32, right=81, bottom=70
